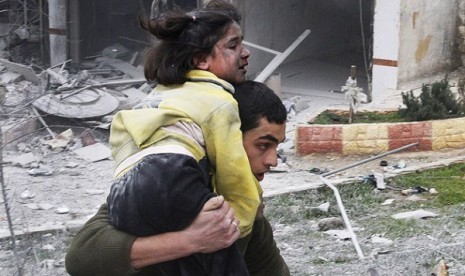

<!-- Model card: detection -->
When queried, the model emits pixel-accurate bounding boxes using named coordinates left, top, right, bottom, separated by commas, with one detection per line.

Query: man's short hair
left=233, top=80, right=287, bottom=132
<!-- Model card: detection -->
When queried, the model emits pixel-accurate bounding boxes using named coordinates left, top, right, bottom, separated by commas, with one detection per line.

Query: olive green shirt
left=65, top=204, right=290, bottom=276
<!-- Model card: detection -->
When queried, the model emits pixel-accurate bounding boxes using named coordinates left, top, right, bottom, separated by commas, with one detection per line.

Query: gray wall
left=398, top=0, right=458, bottom=85
left=242, top=0, right=373, bottom=78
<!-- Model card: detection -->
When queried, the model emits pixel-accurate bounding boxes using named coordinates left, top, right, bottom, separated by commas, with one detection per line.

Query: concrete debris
left=44, top=128, right=74, bottom=149
left=6, top=152, right=36, bottom=168
left=324, top=229, right=352, bottom=240
left=38, top=259, right=56, bottom=269
left=429, top=188, right=438, bottom=195
left=370, top=234, right=393, bottom=245
left=0, top=59, right=40, bottom=83
left=381, top=198, right=395, bottom=206
left=278, top=139, right=294, bottom=152
left=282, top=96, right=302, bottom=120
left=1, top=54, right=148, bottom=120
left=387, top=159, right=407, bottom=170
left=46, top=68, right=69, bottom=85
left=0, top=71, right=23, bottom=84
left=64, top=162, right=79, bottom=168
left=42, top=244, right=56, bottom=251
left=55, top=206, right=70, bottom=214
left=84, top=189, right=105, bottom=195
left=25, top=203, right=54, bottom=210
left=13, top=26, right=30, bottom=40
left=73, top=142, right=111, bottom=162
left=28, top=166, right=54, bottom=176
left=20, top=189, right=36, bottom=199
left=395, top=160, right=407, bottom=169
left=113, top=87, right=149, bottom=110
left=318, top=217, right=344, bottom=231
left=391, top=209, right=438, bottom=220
left=311, top=202, right=330, bottom=212
left=372, top=171, right=386, bottom=189
left=431, top=258, right=449, bottom=276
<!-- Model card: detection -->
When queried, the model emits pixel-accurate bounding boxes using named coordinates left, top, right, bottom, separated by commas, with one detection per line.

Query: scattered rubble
left=317, top=216, right=345, bottom=231
left=391, top=209, right=438, bottom=220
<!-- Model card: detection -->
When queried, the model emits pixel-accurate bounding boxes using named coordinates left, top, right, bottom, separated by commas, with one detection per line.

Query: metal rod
left=321, top=142, right=419, bottom=177
left=243, top=41, right=282, bottom=55
left=254, top=29, right=311, bottom=83
left=59, top=78, right=147, bottom=101
left=316, top=142, right=418, bottom=259
left=320, top=176, right=365, bottom=260
left=39, top=0, right=43, bottom=62
left=31, top=106, right=55, bottom=138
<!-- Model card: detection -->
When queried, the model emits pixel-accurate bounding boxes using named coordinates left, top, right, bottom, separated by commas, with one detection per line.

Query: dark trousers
left=107, top=153, right=249, bottom=276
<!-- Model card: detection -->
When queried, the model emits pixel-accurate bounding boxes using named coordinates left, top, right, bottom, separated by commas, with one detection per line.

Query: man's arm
left=66, top=196, right=239, bottom=276
left=130, top=195, right=240, bottom=268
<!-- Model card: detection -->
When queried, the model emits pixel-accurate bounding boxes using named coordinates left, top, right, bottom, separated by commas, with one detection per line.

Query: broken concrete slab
left=6, top=152, right=36, bottom=168
left=0, top=71, right=23, bottom=84
left=73, top=142, right=111, bottom=162
left=324, top=229, right=352, bottom=240
left=391, top=209, right=438, bottom=220
left=371, top=234, right=393, bottom=245
left=44, top=128, right=74, bottom=149
left=44, top=128, right=73, bottom=149
left=318, top=217, right=345, bottom=231
left=0, top=58, right=40, bottom=83
left=28, top=166, right=54, bottom=176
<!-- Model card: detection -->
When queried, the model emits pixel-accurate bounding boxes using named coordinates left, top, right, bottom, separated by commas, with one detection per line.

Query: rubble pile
left=0, top=50, right=153, bottom=151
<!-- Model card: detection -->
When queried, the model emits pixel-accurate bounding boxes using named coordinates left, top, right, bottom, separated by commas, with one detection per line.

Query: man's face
left=242, top=118, right=286, bottom=182
left=204, top=22, right=250, bottom=84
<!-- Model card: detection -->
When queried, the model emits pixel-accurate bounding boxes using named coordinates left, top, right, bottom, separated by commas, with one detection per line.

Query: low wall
left=296, top=117, right=465, bottom=155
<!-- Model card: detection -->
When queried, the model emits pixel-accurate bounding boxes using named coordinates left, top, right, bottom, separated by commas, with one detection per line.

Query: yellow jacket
left=110, top=70, right=260, bottom=237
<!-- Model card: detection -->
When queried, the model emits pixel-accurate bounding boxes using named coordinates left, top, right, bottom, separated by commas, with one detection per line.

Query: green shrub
left=399, top=78, right=465, bottom=121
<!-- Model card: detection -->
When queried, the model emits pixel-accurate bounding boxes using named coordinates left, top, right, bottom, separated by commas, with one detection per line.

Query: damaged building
left=1, top=0, right=464, bottom=119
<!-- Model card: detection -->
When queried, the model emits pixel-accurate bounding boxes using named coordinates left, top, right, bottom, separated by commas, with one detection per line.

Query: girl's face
left=202, top=22, right=250, bottom=84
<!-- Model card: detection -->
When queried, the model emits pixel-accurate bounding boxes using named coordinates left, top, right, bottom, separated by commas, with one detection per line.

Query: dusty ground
left=1, top=123, right=465, bottom=275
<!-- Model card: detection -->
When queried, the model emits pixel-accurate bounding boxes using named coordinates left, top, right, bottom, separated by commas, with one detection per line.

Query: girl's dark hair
left=233, top=81, right=287, bottom=132
left=141, top=0, right=241, bottom=85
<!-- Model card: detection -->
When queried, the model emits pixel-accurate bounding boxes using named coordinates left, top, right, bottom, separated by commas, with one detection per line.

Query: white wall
left=240, top=0, right=459, bottom=104
left=371, top=0, right=400, bottom=103
left=397, top=0, right=458, bottom=87
left=242, top=0, right=371, bottom=79
left=242, top=0, right=310, bottom=77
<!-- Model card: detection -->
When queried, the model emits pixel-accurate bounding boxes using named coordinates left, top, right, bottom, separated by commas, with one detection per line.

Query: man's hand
left=130, top=196, right=240, bottom=269
left=185, top=195, right=240, bottom=253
